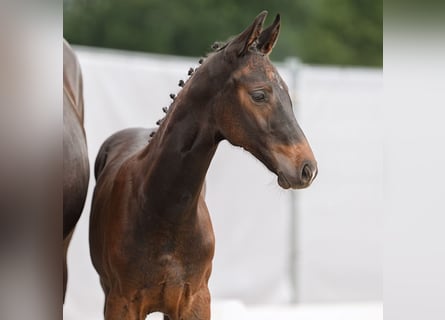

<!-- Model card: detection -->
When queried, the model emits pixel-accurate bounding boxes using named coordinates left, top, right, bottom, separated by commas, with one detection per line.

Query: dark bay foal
left=90, top=11, right=317, bottom=320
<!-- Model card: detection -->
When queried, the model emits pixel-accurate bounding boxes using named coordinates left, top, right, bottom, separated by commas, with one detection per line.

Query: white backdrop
left=63, top=47, right=382, bottom=319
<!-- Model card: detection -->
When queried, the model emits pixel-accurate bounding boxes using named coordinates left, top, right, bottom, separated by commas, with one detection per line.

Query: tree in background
left=63, top=0, right=382, bottom=67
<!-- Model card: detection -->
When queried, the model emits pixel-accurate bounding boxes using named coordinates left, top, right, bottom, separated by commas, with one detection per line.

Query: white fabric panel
left=63, top=46, right=382, bottom=319
left=296, top=67, right=383, bottom=302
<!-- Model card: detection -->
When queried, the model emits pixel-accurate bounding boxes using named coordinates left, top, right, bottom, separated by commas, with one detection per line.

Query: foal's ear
left=227, top=11, right=268, bottom=56
left=257, top=14, right=281, bottom=55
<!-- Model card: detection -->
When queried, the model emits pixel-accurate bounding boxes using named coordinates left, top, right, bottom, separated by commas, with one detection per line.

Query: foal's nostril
left=301, top=163, right=313, bottom=184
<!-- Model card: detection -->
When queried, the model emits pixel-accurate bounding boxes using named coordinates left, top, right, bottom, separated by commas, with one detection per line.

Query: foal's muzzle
left=273, top=141, right=318, bottom=190
left=277, top=160, right=317, bottom=189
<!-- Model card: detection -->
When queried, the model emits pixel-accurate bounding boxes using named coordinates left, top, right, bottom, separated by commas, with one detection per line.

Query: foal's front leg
left=162, top=286, right=210, bottom=320
left=104, top=291, right=142, bottom=320
left=181, top=286, right=211, bottom=320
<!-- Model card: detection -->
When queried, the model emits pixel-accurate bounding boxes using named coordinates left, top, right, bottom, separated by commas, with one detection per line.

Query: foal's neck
left=137, top=72, right=221, bottom=220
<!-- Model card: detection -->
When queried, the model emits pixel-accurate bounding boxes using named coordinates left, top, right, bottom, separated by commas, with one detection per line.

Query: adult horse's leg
left=63, top=231, right=74, bottom=302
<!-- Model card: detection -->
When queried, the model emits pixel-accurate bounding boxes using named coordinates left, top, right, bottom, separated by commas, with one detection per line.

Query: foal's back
left=94, top=127, right=154, bottom=180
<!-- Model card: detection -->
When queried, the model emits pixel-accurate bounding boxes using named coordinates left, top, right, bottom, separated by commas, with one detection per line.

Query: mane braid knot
left=152, top=56, right=205, bottom=141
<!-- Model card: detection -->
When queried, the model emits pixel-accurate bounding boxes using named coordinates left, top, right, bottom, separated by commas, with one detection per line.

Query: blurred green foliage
left=64, top=0, right=382, bottom=66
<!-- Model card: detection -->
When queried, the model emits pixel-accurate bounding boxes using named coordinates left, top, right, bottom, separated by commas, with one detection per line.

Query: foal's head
left=197, top=11, right=317, bottom=189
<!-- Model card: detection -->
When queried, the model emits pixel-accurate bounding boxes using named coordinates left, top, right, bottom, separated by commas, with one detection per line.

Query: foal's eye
left=250, top=91, right=267, bottom=103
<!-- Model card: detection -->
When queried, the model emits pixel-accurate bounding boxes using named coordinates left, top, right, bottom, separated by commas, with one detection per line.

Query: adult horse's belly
left=63, top=94, right=89, bottom=239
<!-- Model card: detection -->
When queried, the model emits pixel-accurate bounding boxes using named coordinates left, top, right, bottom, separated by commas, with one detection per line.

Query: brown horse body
left=90, top=12, right=317, bottom=320
left=63, top=39, right=90, bottom=300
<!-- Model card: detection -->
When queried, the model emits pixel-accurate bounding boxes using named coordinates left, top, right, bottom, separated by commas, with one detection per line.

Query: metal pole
left=285, top=57, right=301, bottom=304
